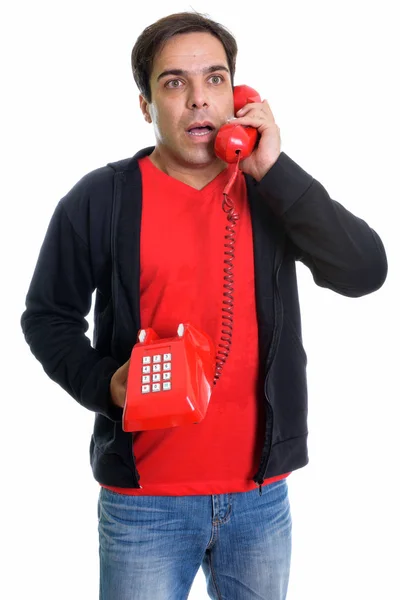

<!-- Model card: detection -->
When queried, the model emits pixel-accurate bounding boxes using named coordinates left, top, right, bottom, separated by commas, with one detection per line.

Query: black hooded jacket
left=21, top=148, right=388, bottom=489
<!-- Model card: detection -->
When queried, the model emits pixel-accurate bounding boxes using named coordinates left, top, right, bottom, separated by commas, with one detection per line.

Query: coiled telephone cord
left=213, top=155, right=241, bottom=386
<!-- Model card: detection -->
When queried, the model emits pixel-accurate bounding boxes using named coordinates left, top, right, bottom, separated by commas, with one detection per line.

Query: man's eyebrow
left=156, top=64, right=229, bottom=82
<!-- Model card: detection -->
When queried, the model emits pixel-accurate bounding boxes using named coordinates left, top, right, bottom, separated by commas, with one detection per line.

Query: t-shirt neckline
left=141, top=155, right=234, bottom=196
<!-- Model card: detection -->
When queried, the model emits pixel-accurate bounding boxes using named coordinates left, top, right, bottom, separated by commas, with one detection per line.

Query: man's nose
left=186, top=85, right=209, bottom=110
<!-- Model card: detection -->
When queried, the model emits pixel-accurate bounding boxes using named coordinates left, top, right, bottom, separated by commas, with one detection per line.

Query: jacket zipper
left=110, top=173, right=121, bottom=358
left=132, top=454, right=142, bottom=488
left=254, top=254, right=284, bottom=496
left=111, top=173, right=142, bottom=489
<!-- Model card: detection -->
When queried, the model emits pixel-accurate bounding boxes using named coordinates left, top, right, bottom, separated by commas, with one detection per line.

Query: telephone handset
left=123, top=85, right=261, bottom=433
left=214, top=85, right=262, bottom=163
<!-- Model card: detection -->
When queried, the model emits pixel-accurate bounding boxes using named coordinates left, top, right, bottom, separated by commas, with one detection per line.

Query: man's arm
left=232, top=96, right=387, bottom=296
left=256, top=152, right=388, bottom=297
left=21, top=190, right=123, bottom=421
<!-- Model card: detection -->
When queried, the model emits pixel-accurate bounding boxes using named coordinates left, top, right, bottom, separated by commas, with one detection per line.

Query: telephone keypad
left=141, top=352, right=172, bottom=393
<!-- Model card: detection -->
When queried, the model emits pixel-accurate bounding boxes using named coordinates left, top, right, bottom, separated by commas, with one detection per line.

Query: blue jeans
left=98, top=478, right=292, bottom=599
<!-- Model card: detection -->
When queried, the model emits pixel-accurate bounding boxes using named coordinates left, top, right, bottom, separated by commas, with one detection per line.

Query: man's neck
left=149, top=148, right=227, bottom=191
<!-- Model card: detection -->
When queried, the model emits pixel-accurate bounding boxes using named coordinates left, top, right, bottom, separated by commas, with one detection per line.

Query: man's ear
left=139, top=94, right=152, bottom=123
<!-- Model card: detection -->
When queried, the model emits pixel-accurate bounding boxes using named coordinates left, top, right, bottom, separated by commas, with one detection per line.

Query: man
left=21, top=11, right=387, bottom=600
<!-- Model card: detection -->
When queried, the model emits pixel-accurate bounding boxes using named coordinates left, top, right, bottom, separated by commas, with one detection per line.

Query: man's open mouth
left=186, top=123, right=215, bottom=137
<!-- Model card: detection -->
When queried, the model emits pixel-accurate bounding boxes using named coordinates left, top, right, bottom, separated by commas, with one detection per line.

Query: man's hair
left=131, top=11, right=238, bottom=103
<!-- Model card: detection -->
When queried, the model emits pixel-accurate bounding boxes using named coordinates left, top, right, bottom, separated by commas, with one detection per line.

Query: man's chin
left=179, top=143, right=219, bottom=166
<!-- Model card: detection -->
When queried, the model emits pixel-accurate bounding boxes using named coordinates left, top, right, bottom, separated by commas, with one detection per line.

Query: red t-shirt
left=101, top=156, right=290, bottom=495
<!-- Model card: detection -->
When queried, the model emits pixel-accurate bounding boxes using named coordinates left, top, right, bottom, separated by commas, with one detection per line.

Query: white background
left=2, top=1, right=399, bottom=598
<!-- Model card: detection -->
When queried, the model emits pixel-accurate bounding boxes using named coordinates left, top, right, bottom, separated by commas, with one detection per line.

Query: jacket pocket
left=93, top=413, right=117, bottom=451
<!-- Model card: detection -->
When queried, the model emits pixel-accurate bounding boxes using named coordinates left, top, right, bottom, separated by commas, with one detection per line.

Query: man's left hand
left=229, top=99, right=281, bottom=181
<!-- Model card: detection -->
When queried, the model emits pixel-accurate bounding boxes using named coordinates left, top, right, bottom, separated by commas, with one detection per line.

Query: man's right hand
left=110, top=359, right=130, bottom=409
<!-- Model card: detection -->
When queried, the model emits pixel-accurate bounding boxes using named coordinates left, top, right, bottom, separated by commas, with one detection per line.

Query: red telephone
left=122, top=85, right=261, bottom=433
left=123, top=323, right=216, bottom=431
left=214, top=85, right=261, bottom=163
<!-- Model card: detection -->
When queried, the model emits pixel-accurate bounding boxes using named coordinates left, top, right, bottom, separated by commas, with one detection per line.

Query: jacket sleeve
left=256, top=152, right=388, bottom=297
left=21, top=182, right=123, bottom=422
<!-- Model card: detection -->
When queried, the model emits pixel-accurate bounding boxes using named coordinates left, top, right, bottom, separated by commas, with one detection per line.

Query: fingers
left=119, top=358, right=131, bottom=382
left=235, top=100, right=274, bottom=129
left=236, top=99, right=272, bottom=117
left=230, top=114, right=267, bottom=127
left=231, top=100, right=276, bottom=133
left=110, top=359, right=131, bottom=408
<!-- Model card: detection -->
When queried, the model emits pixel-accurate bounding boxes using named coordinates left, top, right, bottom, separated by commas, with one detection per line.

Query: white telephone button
left=141, top=384, right=150, bottom=393
left=163, top=362, right=171, bottom=371
left=153, top=364, right=161, bottom=372
left=153, top=355, right=162, bottom=363
left=152, top=383, right=161, bottom=392
left=152, top=373, right=161, bottom=382
left=142, top=366, right=151, bottom=374
left=142, top=356, right=151, bottom=364
left=163, top=372, right=171, bottom=380
left=142, top=375, right=150, bottom=383
left=163, top=353, right=172, bottom=361
left=162, top=382, right=172, bottom=391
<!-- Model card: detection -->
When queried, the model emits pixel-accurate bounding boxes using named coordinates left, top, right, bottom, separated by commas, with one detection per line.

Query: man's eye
left=165, top=80, right=182, bottom=88
left=210, top=75, right=223, bottom=84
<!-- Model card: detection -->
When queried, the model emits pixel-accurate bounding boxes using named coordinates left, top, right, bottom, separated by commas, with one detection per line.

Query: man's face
left=140, top=32, right=234, bottom=167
